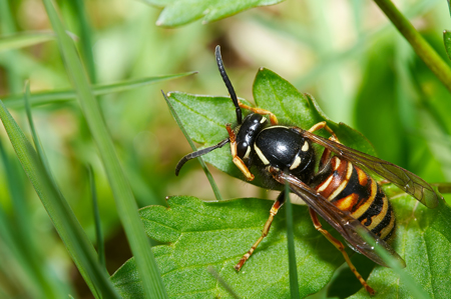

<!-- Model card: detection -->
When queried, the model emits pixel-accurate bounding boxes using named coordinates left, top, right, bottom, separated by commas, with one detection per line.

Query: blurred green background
left=0, top=0, right=450, bottom=298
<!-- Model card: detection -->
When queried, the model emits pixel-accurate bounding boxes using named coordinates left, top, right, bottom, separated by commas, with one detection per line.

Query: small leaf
left=444, top=30, right=451, bottom=61
left=112, top=196, right=344, bottom=298
left=145, top=0, right=285, bottom=27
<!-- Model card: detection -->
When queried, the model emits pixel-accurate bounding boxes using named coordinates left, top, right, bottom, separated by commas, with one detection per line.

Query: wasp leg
left=226, top=124, right=255, bottom=181
left=307, top=121, right=340, bottom=143
left=238, top=102, right=278, bottom=125
left=309, top=208, right=375, bottom=295
left=235, top=191, right=286, bottom=271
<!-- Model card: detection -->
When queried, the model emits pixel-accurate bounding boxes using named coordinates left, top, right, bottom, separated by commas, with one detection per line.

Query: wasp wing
left=270, top=168, right=406, bottom=268
left=300, top=130, right=442, bottom=208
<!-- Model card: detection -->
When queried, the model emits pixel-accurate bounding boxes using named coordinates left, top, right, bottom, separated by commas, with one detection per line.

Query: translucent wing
left=269, top=167, right=406, bottom=268
left=300, top=129, right=442, bottom=208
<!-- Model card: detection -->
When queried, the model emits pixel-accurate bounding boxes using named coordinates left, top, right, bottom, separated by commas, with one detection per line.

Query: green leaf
left=145, top=0, right=285, bottom=27
left=0, top=31, right=54, bottom=52
left=444, top=30, right=451, bottom=61
left=112, top=194, right=451, bottom=298
left=163, top=91, right=223, bottom=201
left=167, top=68, right=375, bottom=187
left=348, top=187, right=451, bottom=299
left=112, top=196, right=344, bottom=298
left=253, top=68, right=376, bottom=155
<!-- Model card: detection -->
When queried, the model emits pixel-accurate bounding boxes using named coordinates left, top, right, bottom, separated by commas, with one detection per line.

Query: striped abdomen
left=314, top=156, right=395, bottom=240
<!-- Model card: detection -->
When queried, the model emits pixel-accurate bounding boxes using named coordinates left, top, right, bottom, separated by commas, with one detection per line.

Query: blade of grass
left=0, top=138, right=69, bottom=299
left=71, top=0, right=97, bottom=83
left=285, top=183, right=300, bottom=299
left=162, top=91, right=223, bottom=201
left=23, top=81, right=60, bottom=190
left=374, top=0, right=451, bottom=94
left=41, top=1, right=168, bottom=297
left=0, top=0, right=21, bottom=93
left=0, top=156, right=46, bottom=298
left=0, top=31, right=55, bottom=52
left=88, top=165, right=107, bottom=269
left=2, top=73, right=195, bottom=108
left=0, top=100, right=120, bottom=298
left=23, top=81, right=117, bottom=297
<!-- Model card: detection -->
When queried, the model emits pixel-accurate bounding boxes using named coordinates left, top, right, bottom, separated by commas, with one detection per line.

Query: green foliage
left=112, top=196, right=343, bottom=298
left=145, top=0, right=285, bottom=27
left=1, top=0, right=450, bottom=298
left=111, top=193, right=451, bottom=298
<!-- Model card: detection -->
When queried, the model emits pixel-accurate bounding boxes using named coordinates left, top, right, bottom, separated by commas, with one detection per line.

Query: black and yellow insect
left=175, top=46, right=443, bottom=294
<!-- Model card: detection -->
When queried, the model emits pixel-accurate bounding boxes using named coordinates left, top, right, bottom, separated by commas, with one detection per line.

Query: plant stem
left=374, top=0, right=451, bottom=93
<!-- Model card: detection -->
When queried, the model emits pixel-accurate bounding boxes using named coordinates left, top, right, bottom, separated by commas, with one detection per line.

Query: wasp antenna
left=175, top=138, right=230, bottom=176
left=215, top=45, right=242, bottom=125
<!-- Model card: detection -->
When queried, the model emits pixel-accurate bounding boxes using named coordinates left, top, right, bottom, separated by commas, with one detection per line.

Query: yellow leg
left=235, top=192, right=285, bottom=271
left=307, top=121, right=340, bottom=143
left=238, top=102, right=278, bottom=125
left=309, top=208, right=375, bottom=295
left=226, top=125, right=254, bottom=181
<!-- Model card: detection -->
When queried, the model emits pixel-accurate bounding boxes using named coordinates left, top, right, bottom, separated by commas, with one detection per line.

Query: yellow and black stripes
left=314, top=156, right=395, bottom=241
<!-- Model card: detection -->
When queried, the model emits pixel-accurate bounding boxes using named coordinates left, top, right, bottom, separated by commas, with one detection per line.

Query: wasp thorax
left=254, top=126, right=315, bottom=180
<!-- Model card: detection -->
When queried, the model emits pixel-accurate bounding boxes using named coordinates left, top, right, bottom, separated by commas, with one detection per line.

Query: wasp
left=174, top=46, right=443, bottom=294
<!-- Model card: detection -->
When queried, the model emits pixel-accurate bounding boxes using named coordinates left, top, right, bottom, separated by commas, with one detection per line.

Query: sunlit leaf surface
left=111, top=193, right=451, bottom=298
left=112, top=196, right=343, bottom=298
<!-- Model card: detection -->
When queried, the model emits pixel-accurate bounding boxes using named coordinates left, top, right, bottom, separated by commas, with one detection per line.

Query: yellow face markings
left=301, top=141, right=309, bottom=152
